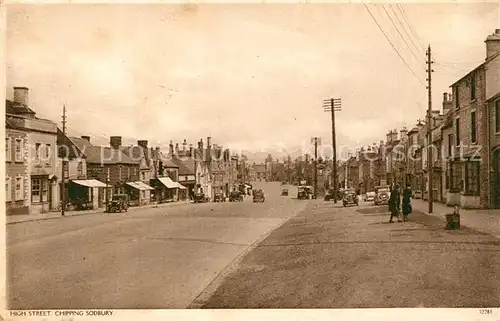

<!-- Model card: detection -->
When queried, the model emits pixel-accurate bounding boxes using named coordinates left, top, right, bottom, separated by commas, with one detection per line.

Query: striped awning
left=72, top=179, right=107, bottom=188
left=126, top=181, right=155, bottom=190
left=157, top=177, right=178, bottom=189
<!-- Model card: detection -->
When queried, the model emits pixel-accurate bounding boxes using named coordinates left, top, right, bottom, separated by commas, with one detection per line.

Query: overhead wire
left=396, top=4, right=426, bottom=51
left=363, top=3, right=425, bottom=86
left=388, top=4, right=423, bottom=57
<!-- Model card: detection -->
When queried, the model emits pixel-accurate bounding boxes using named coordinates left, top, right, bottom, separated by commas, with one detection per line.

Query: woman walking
left=402, top=184, right=412, bottom=222
left=388, top=184, right=402, bottom=223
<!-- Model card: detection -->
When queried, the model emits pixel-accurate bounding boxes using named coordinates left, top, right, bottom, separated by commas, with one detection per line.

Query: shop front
left=70, top=179, right=107, bottom=210
left=125, top=181, right=155, bottom=206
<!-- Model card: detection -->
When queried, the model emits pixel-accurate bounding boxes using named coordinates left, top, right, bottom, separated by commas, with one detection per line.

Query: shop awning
left=157, top=177, right=178, bottom=189
left=136, top=181, right=155, bottom=190
left=126, top=181, right=155, bottom=190
left=176, top=182, right=187, bottom=190
left=72, top=179, right=107, bottom=188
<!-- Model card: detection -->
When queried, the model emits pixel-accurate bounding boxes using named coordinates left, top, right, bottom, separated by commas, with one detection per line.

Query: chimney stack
left=169, top=140, right=174, bottom=156
left=400, top=127, right=408, bottom=140
left=183, top=139, right=187, bottom=151
left=207, top=137, right=212, bottom=148
left=485, top=29, right=500, bottom=59
left=442, top=92, right=452, bottom=115
left=175, top=143, right=179, bottom=155
left=81, top=136, right=90, bottom=142
left=386, top=132, right=392, bottom=143
left=198, top=139, right=204, bottom=152
left=13, top=87, right=29, bottom=106
left=189, top=144, right=194, bottom=158
left=110, top=136, right=122, bottom=149
left=391, top=129, right=398, bottom=142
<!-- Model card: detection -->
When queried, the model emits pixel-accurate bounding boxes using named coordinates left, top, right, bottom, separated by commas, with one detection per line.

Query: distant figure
left=402, top=185, right=412, bottom=222
left=388, top=184, right=402, bottom=223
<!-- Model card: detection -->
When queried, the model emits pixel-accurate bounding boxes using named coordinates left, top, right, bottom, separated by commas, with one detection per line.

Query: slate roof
left=5, top=99, right=36, bottom=116
left=69, top=137, right=138, bottom=165
left=451, top=51, right=500, bottom=87
left=120, top=146, right=150, bottom=168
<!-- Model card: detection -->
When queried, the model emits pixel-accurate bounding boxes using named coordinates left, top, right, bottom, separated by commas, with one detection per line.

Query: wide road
left=7, top=182, right=305, bottom=309
left=201, top=199, right=500, bottom=308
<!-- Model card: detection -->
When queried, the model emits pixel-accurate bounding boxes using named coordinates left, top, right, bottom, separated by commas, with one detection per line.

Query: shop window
left=15, top=177, right=23, bottom=201
left=465, top=161, right=480, bottom=196
left=31, top=179, right=41, bottom=203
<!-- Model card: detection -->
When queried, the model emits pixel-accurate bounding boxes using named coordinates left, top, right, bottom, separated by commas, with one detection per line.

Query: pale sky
left=6, top=3, right=500, bottom=160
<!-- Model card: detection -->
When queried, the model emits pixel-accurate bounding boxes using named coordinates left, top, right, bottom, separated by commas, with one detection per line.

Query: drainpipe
left=486, top=99, right=492, bottom=208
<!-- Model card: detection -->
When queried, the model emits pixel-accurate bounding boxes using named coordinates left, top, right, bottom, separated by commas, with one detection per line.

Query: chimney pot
left=110, top=136, right=122, bottom=149
left=13, top=87, right=29, bottom=106
left=81, top=136, right=90, bottom=142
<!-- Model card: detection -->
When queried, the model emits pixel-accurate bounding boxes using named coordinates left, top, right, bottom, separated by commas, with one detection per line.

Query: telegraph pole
left=312, top=137, right=319, bottom=199
left=426, top=45, right=434, bottom=213
left=61, top=105, right=67, bottom=216
left=323, top=98, right=341, bottom=203
left=305, top=154, right=309, bottom=185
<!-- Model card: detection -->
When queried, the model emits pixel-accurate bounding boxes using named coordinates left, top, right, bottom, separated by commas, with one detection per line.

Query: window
left=470, top=74, right=476, bottom=100
left=450, top=161, right=461, bottom=191
left=141, top=172, right=146, bottom=181
left=31, top=179, right=41, bottom=203
left=127, top=167, right=131, bottom=180
left=465, top=161, right=480, bottom=195
left=6, top=177, right=12, bottom=202
left=35, top=143, right=41, bottom=161
left=6, top=138, right=11, bottom=162
left=45, top=144, right=51, bottom=163
left=455, top=118, right=460, bottom=146
left=455, top=87, right=460, bottom=108
left=448, top=134, right=453, bottom=157
left=119, top=166, right=122, bottom=181
left=471, top=111, right=477, bottom=143
left=15, top=139, right=23, bottom=162
left=496, top=100, right=500, bottom=133
left=77, top=161, right=83, bottom=176
left=15, top=177, right=23, bottom=201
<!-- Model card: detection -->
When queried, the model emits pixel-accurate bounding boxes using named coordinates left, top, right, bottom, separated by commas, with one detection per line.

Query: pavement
left=411, top=199, right=500, bottom=239
left=6, top=200, right=191, bottom=225
left=200, top=200, right=500, bottom=308
left=6, top=182, right=307, bottom=309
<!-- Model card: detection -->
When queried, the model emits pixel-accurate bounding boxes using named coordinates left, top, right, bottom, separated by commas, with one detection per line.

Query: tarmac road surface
left=7, top=182, right=305, bottom=309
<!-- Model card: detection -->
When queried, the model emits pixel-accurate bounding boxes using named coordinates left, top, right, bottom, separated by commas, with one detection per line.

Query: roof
left=5, top=99, right=36, bottom=116
left=253, top=164, right=266, bottom=173
left=121, top=146, right=151, bottom=168
left=58, top=130, right=87, bottom=159
left=450, top=51, right=500, bottom=87
left=486, top=91, right=500, bottom=103
left=171, top=157, right=194, bottom=175
left=70, top=138, right=138, bottom=165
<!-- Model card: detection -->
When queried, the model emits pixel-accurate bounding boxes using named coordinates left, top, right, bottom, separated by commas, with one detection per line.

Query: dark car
left=374, top=186, right=390, bottom=205
left=194, top=192, right=208, bottom=203
left=253, top=189, right=265, bottom=203
left=213, top=193, right=225, bottom=202
left=342, top=189, right=358, bottom=207
left=229, top=191, right=243, bottom=202
left=106, top=194, right=129, bottom=213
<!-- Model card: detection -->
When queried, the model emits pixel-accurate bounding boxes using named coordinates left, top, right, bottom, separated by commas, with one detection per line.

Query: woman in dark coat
left=402, top=185, right=412, bottom=222
left=388, top=184, right=401, bottom=223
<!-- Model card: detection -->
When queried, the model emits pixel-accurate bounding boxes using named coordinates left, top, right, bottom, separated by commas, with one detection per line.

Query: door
left=494, top=150, right=500, bottom=208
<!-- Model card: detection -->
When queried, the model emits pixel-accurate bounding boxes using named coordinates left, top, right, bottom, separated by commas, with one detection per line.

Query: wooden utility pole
left=323, top=98, right=341, bottom=203
left=313, top=137, right=319, bottom=199
left=426, top=45, right=434, bottom=213
left=305, top=154, right=309, bottom=185
left=61, top=105, right=67, bottom=216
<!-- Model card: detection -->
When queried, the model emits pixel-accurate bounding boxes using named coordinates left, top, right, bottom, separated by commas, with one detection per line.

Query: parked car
left=342, top=189, right=359, bottom=207
left=194, top=192, right=208, bottom=203
left=213, top=193, right=225, bottom=202
left=324, top=188, right=335, bottom=201
left=229, top=191, right=243, bottom=202
left=374, top=186, right=390, bottom=205
left=106, top=194, right=129, bottom=213
left=253, top=189, right=265, bottom=203
left=297, top=186, right=314, bottom=199
left=364, top=191, right=376, bottom=202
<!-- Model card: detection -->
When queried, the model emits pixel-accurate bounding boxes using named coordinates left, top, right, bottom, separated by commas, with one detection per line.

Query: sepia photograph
left=3, top=1, right=500, bottom=317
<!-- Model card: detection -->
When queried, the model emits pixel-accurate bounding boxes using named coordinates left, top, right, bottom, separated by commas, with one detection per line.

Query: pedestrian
left=402, top=184, right=412, bottom=222
left=388, top=184, right=402, bottom=223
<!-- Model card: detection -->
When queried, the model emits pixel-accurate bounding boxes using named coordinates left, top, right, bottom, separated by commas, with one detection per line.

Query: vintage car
left=194, top=192, right=209, bottom=203
left=106, top=194, right=129, bottom=213
left=281, top=188, right=289, bottom=196
left=229, top=191, right=243, bottom=202
left=364, top=191, right=376, bottom=202
left=213, top=193, right=225, bottom=202
left=374, top=186, right=390, bottom=205
left=253, top=189, right=265, bottom=203
left=342, top=189, right=359, bottom=207
left=297, top=186, right=313, bottom=200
